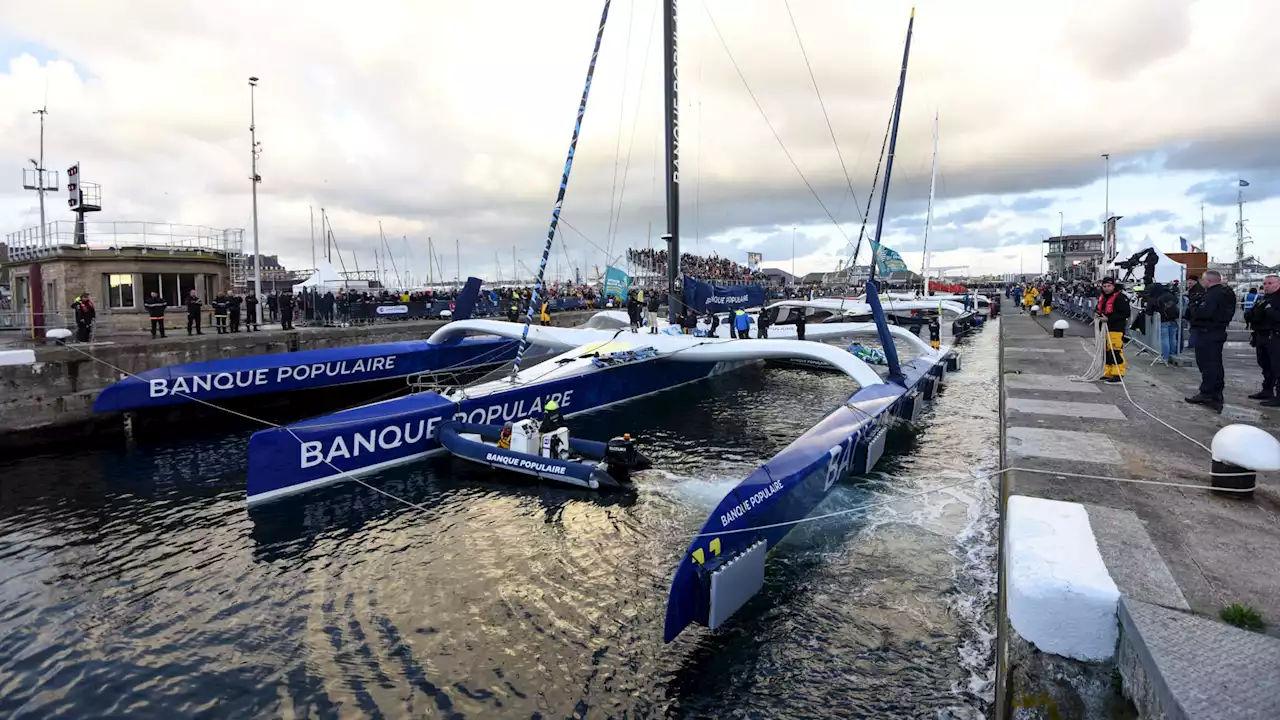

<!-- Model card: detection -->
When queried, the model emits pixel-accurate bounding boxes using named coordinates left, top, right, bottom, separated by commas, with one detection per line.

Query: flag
left=1179, top=236, right=1188, bottom=252
left=874, top=244, right=909, bottom=276
left=1191, top=244, right=1200, bottom=253
left=603, top=265, right=631, bottom=301
left=1239, top=179, right=1250, bottom=187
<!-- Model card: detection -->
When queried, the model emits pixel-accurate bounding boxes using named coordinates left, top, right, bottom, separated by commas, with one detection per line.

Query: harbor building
left=1043, top=234, right=1105, bottom=280
left=2, top=220, right=245, bottom=335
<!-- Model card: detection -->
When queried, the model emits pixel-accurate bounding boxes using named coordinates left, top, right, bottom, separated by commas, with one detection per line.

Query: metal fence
left=5, top=221, right=243, bottom=262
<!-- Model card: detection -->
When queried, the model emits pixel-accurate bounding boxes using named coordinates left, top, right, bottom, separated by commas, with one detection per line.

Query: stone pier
left=997, top=309, right=1280, bottom=719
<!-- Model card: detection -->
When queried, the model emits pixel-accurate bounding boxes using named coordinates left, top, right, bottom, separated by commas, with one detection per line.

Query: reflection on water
left=0, top=325, right=998, bottom=719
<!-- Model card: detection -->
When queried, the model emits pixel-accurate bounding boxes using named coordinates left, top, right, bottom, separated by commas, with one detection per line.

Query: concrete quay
left=0, top=311, right=596, bottom=453
left=997, top=309, right=1280, bottom=719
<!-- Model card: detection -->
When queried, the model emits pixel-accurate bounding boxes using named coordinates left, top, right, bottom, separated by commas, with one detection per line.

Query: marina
left=2, top=0, right=1278, bottom=718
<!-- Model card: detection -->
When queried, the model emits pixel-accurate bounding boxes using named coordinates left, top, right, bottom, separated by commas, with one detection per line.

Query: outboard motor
left=928, top=317, right=941, bottom=350
left=604, top=434, right=642, bottom=482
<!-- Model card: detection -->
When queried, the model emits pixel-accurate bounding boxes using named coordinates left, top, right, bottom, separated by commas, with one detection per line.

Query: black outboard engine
left=928, top=317, right=941, bottom=350
left=604, top=434, right=648, bottom=482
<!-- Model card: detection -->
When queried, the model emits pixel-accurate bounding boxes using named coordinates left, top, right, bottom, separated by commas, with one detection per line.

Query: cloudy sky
left=1, top=0, right=1277, bottom=284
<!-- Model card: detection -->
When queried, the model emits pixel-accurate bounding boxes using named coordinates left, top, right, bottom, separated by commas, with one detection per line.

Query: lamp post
left=249, top=76, right=262, bottom=302
left=1101, top=153, right=1110, bottom=225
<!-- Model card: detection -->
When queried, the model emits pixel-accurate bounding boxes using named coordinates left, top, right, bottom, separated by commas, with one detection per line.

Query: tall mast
left=1236, top=187, right=1245, bottom=278
left=921, top=110, right=938, bottom=295
left=864, top=8, right=917, bottom=386
left=661, top=0, right=681, bottom=323
left=509, top=0, right=612, bottom=378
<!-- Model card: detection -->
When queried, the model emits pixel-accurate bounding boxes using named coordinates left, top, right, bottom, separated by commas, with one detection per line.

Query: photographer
left=1095, top=277, right=1130, bottom=384
left=1244, top=274, right=1280, bottom=407
left=1184, top=271, right=1236, bottom=412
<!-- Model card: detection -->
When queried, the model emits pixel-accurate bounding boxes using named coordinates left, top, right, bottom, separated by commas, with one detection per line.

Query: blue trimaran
left=245, top=3, right=951, bottom=643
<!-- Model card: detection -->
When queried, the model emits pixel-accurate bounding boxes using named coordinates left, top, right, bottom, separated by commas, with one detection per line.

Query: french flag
left=1179, top=236, right=1189, bottom=252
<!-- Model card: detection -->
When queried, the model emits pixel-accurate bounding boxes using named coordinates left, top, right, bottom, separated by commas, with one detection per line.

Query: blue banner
left=682, top=276, right=766, bottom=313
left=874, top=244, right=909, bottom=276
left=604, top=265, right=631, bottom=300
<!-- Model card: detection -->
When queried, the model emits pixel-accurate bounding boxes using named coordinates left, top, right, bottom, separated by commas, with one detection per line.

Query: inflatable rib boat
left=437, top=419, right=652, bottom=490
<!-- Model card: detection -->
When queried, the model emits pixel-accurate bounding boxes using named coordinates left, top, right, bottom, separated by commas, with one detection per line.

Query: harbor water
left=0, top=326, right=999, bottom=719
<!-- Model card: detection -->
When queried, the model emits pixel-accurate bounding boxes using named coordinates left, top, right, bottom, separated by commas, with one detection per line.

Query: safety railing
left=5, top=221, right=244, bottom=261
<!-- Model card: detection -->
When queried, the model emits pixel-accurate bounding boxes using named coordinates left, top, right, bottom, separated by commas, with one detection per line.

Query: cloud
left=1123, top=209, right=1179, bottom=226
left=1007, top=195, right=1055, bottom=212
left=1, top=0, right=1279, bottom=280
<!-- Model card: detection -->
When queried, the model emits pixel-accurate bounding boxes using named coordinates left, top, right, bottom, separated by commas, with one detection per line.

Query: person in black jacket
left=1244, top=274, right=1280, bottom=407
left=144, top=291, right=167, bottom=339
left=267, top=292, right=278, bottom=322
left=279, top=290, right=294, bottom=330
left=646, top=291, right=661, bottom=334
left=1095, top=277, right=1131, bottom=384
left=1184, top=270, right=1237, bottom=411
left=71, top=292, right=96, bottom=343
left=185, top=290, right=203, bottom=335
left=795, top=306, right=807, bottom=341
left=626, top=291, right=643, bottom=333
left=229, top=293, right=242, bottom=332
left=244, top=293, right=259, bottom=332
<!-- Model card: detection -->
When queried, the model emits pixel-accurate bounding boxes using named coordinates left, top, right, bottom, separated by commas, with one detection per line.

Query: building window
left=141, top=273, right=199, bottom=306
left=107, top=273, right=136, bottom=309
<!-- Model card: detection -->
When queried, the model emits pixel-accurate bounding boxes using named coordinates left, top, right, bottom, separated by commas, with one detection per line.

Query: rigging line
left=604, top=0, right=637, bottom=257
left=560, top=215, right=628, bottom=268
left=850, top=100, right=896, bottom=268
left=607, top=0, right=661, bottom=253
left=697, top=0, right=850, bottom=244
left=782, top=0, right=864, bottom=224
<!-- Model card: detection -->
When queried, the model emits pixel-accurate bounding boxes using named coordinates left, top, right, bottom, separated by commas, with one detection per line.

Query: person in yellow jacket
left=1022, top=286, right=1038, bottom=313
left=539, top=300, right=551, bottom=326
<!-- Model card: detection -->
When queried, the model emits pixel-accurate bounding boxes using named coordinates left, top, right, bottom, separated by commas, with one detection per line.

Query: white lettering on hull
left=718, top=479, right=784, bottom=528
left=298, top=391, right=575, bottom=471
left=484, top=452, right=569, bottom=476
left=149, top=356, right=398, bottom=398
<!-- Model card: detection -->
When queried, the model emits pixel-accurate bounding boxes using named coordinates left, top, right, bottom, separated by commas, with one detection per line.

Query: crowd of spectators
left=627, top=248, right=767, bottom=284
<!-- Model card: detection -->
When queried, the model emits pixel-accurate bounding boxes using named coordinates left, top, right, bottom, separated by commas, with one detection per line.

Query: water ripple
left=0, top=328, right=999, bottom=718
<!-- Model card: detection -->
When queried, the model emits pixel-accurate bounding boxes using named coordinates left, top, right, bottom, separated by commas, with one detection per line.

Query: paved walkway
left=1002, top=309, right=1280, bottom=628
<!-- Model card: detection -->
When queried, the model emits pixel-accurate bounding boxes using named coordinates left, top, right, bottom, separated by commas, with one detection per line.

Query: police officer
left=279, top=290, right=295, bottom=330
left=229, top=293, right=242, bottom=332
left=186, top=289, right=203, bottom=335
left=1184, top=270, right=1237, bottom=412
left=1245, top=274, right=1280, bottom=407
left=244, top=292, right=259, bottom=332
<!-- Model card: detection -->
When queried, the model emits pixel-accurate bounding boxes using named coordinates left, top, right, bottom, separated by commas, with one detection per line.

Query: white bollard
left=1210, top=425, right=1280, bottom=497
left=1030, top=304, right=1041, bottom=317
left=1053, top=319, right=1069, bottom=338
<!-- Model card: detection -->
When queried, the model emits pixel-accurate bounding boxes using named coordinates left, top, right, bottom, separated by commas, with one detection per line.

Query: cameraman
left=1244, top=274, right=1280, bottom=407
left=1184, top=270, right=1236, bottom=412
left=1095, top=277, right=1130, bottom=384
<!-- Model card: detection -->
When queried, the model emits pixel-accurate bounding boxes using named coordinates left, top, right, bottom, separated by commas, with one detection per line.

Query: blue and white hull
left=662, top=350, right=959, bottom=642
left=245, top=354, right=730, bottom=504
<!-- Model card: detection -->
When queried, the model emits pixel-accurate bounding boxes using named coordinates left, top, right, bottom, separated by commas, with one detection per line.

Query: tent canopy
left=292, top=261, right=347, bottom=293
left=1113, top=236, right=1185, bottom=286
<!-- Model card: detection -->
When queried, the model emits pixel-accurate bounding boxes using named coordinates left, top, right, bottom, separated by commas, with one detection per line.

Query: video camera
left=1115, top=248, right=1159, bottom=287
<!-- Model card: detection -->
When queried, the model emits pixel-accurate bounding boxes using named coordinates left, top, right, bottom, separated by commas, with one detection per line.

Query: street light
left=248, top=76, right=261, bottom=305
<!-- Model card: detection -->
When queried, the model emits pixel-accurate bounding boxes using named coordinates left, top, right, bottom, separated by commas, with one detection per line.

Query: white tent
left=1114, top=236, right=1185, bottom=286
left=292, top=261, right=348, bottom=293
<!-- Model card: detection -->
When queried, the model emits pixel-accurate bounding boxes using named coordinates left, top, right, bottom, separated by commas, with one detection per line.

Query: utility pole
left=309, top=205, right=316, bottom=269
left=455, top=238, right=461, bottom=288
left=791, top=227, right=796, bottom=282
left=1101, top=153, right=1110, bottom=225
left=23, top=107, right=57, bottom=249
left=248, top=77, right=262, bottom=302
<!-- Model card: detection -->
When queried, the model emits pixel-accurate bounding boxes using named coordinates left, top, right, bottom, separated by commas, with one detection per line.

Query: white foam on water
left=948, top=470, right=998, bottom=704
